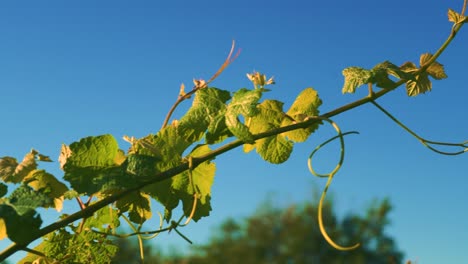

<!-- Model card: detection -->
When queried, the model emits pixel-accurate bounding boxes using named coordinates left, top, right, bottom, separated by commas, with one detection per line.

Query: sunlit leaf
left=242, top=100, right=294, bottom=163
left=342, top=67, right=372, bottom=94
left=172, top=145, right=215, bottom=221
left=406, top=72, right=432, bottom=96
left=178, top=87, right=231, bottom=144
left=282, top=88, right=322, bottom=142
left=63, top=134, right=127, bottom=194
left=225, top=88, right=263, bottom=143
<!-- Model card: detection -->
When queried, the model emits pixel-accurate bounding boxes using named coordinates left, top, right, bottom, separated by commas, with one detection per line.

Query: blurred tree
left=111, top=237, right=162, bottom=264
left=112, top=197, right=404, bottom=264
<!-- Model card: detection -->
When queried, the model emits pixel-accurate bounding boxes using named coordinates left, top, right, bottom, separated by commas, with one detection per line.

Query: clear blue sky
left=1, top=0, right=467, bottom=263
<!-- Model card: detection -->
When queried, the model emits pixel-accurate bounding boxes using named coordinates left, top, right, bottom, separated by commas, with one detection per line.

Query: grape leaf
left=420, top=53, right=448, bottom=80
left=281, top=88, right=322, bottom=142
left=401, top=54, right=447, bottom=96
left=84, top=206, right=120, bottom=231
left=138, top=127, right=188, bottom=221
left=206, top=115, right=233, bottom=144
left=62, top=134, right=128, bottom=195
left=0, top=204, right=42, bottom=244
left=25, top=170, right=68, bottom=211
left=116, top=191, right=152, bottom=224
left=13, top=150, right=39, bottom=183
left=172, top=145, right=215, bottom=221
left=0, top=150, right=40, bottom=184
left=0, top=157, right=17, bottom=182
left=400, top=61, right=418, bottom=73
left=178, top=87, right=231, bottom=143
left=243, top=100, right=294, bottom=163
left=370, top=61, right=415, bottom=88
left=0, top=183, right=6, bottom=198
left=406, top=72, right=432, bottom=96
left=225, top=88, right=263, bottom=143
left=342, top=67, right=372, bottom=94
left=8, top=184, right=52, bottom=215
left=38, top=228, right=118, bottom=263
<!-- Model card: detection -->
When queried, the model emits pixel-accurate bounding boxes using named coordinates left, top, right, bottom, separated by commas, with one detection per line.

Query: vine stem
left=0, top=5, right=466, bottom=261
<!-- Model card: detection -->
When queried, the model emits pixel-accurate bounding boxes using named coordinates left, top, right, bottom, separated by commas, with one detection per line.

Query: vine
left=0, top=1, right=467, bottom=262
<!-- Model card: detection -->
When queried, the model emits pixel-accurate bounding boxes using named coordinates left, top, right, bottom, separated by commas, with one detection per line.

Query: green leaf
left=178, top=87, right=231, bottom=144
left=144, top=178, right=179, bottom=221
left=136, top=126, right=195, bottom=221
left=0, top=204, right=42, bottom=244
left=206, top=115, right=233, bottom=144
left=25, top=170, right=68, bottom=211
left=116, top=191, right=152, bottom=224
left=225, top=88, right=263, bottom=143
left=342, top=67, right=373, bottom=94
left=8, top=184, right=53, bottom=215
left=247, top=100, right=285, bottom=135
left=243, top=100, right=294, bottom=163
left=172, top=145, right=215, bottom=221
left=370, top=62, right=397, bottom=89
left=40, top=228, right=118, bottom=263
left=0, top=183, right=6, bottom=198
left=370, top=61, right=415, bottom=88
left=406, top=72, right=432, bottom=96
left=84, top=205, right=120, bottom=231
left=257, top=134, right=293, bottom=164
left=63, top=134, right=127, bottom=195
left=126, top=154, right=160, bottom=179
left=401, top=54, right=447, bottom=96
left=281, top=88, right=322, bottom=142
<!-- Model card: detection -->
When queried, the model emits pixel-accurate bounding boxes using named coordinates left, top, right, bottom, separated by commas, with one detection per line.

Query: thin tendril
left=141, top=212, right=164, bottom=240
left=121, top=214, right=145, bottom=261
left=161, top=41, right=240, bottom=129
left=371, top=101, right=467, bottom=155
left=461, top=0, right=467, bottom=16
left=181, top=156, right=199, bottom=226
left=307, top=117, right=360, bottom=251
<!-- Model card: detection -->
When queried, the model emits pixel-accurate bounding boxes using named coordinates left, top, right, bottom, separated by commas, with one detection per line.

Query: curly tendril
left=307, top=117, right=360, bottom=251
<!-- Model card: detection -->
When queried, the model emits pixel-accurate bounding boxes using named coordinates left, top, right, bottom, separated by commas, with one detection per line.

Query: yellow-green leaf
left=342, top=67, right=372, bottom=94
left=406, top=72, right=432, bottom=96
left=282, top=88, right=322, bottom=142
